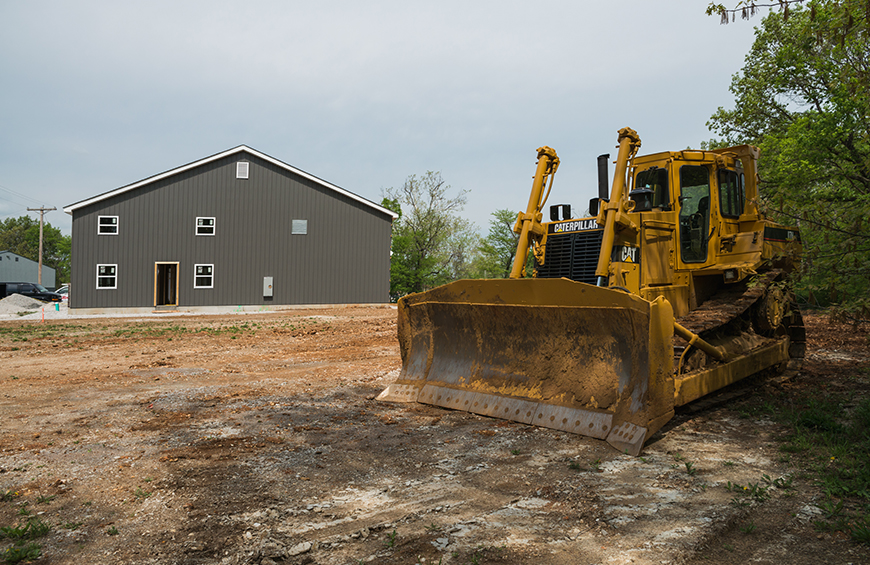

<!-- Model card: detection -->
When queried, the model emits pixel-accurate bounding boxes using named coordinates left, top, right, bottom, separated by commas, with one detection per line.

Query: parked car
left=0, top=282, right=63, bottom=302
left=56, top=285, right=70, bottom=301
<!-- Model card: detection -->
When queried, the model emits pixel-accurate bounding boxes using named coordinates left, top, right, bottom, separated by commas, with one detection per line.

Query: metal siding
left=0, top=253, right=57, bottom=288
left=69, top=152, right=391, bottom=309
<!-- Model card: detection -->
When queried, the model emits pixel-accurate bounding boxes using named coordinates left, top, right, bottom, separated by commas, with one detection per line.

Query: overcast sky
left=0, top=1, right=761, bottom=236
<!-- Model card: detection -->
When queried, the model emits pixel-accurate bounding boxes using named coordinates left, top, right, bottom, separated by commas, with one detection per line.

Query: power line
left=0, top=182, right=50, bottom=207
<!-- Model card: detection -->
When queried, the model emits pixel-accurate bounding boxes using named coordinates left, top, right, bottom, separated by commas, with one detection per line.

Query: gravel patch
left=0, top=293, right=46, bottom=314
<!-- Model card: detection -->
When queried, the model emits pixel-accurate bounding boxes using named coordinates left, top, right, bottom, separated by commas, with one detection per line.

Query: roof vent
left=236, top=161, right=249, bottom=179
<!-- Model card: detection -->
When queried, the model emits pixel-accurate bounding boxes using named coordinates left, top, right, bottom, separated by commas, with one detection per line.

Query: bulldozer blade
left=378, top=279, right=675, bottom=455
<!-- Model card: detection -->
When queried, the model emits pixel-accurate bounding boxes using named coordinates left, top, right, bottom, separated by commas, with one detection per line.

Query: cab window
left=634, top=167, right=671, bottom=210
left=718, top=169, right=744, bottom=218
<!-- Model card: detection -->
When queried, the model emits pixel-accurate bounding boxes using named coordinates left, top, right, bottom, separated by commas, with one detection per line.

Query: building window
left=194, top=264, right=214, bottom=288
left=291, top=219, right=308, bottom=235
left=98, top=216, right=119, bottom=235
left=97, top=264, right=117, bottom=289
left=236, top=162, right=249, bottom=179
left=196, top=217, right=216, bottom=235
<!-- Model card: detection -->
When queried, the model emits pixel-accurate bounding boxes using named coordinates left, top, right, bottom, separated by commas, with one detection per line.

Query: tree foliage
left=706, top=1, right=805, bottom=24
left=382, top=172, right=474, bottom=299
left=472, top=209, right=520, bottom=279
left=0, top=216, right=71, bottom=283
left=708, top=0, right=870, bottom=317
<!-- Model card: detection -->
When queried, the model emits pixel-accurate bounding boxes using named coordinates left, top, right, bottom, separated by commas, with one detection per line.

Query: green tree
left=0, top=216, right=71, bottom=284
left=472, top=209, right=520, bottom=279
left=445, top=222, right=482, bottom=281
left=708, top=1, right=870, bottom=317
left=706, top=1, right=805, bottom=24
left=382, top=172, right=472, bottom=298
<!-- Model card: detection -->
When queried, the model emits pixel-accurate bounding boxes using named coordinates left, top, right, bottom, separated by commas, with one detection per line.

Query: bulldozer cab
left=627, top=151, right=749, bottom=272
left=576, top=148, right=771, bottom=313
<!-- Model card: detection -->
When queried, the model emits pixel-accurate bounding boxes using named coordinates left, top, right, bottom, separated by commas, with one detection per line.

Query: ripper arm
left=510, top=146, right=559, bottom=279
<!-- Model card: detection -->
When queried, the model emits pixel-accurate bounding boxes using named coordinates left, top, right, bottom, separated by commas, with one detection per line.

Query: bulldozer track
left=671, top=268, right=806, bottom=375
left=674, top=269, right=782, bottom=335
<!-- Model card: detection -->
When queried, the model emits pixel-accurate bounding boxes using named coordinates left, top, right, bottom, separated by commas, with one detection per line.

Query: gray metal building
left=0, top=251, right=57, bottom=290
left=63, top=146, right=396, bottom=312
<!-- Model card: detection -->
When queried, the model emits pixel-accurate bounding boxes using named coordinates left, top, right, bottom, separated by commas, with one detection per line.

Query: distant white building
left=0, top=250, right=57, bottom=289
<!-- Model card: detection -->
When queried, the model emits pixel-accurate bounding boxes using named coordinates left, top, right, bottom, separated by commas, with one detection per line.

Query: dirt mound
left=0, top=293, right=44, bottom=314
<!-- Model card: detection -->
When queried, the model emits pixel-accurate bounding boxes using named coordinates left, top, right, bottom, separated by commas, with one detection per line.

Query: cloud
left=0, top=0, right=757, bottom=235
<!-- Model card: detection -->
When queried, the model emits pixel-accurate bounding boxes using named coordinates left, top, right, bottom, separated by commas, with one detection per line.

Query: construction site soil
left=1, top=306, right=867, bottom=565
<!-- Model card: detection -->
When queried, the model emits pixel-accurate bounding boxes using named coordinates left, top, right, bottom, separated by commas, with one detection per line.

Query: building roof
left=63, top=145, right=398, bottom=219
left=0, top=250, right=36, bottom=262
left=0, top=250, right=56, bottom=272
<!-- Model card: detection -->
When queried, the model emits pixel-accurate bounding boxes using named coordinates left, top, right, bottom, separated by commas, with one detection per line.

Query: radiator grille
left=536, top=230, right=603, bottom=284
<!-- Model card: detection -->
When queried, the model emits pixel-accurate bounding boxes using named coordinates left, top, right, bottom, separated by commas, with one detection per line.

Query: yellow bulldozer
left=378, top=127, right=804, bottom=455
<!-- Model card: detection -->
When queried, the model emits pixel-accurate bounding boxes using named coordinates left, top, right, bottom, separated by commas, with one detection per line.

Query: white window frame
left=98, top=215, right=119, bottom=235
left=291, top=219, right=308, bottom=235
left=236, top=161, right=249, bottom=179
left=96, top=264, right=117, bottom=289
left=194, top=264, right=214, bottom=289
left=196, top=217, right=216, bottom=236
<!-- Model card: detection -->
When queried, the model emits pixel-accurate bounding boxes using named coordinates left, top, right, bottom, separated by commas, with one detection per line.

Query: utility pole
left=27, top=207, right=56, bottom=286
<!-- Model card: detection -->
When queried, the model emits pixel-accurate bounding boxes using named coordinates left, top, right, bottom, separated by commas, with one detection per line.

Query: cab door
left=678, top=165, right=711, bottom=264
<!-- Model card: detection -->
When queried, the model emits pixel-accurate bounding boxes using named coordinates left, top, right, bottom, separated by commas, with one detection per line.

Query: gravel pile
left=0, top=293, right=46, bottom=314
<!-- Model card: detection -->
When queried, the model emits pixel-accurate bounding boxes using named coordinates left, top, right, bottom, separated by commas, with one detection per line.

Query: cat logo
left=611, top=245, right=640, bottom=264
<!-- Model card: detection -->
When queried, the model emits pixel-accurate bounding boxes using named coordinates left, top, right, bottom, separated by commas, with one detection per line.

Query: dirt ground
left=0, top=306, right=868, bottom=565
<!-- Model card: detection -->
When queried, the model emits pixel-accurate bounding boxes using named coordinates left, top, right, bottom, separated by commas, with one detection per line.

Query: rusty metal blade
left=379, top=279, right=676, bottom=454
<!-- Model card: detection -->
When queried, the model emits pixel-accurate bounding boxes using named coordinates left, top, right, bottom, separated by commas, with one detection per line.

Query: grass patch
left=0, top=517, right=50, bottom=541
left=725, top=479, right=772, bottom=507
left=1, top=517, right=50, bottom=564
left=779, top=395, right=870, bottom=501
left=3, top=541, right=41, bottom=564
left=382, top=529, right=397, bottom=548
left=738, top=387, right=870, bottom=544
